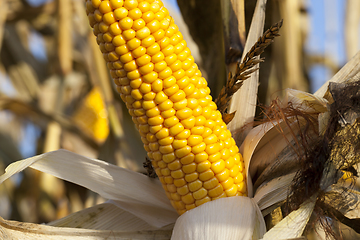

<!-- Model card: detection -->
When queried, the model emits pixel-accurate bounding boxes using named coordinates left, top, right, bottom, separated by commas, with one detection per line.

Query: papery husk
left=171, top=197, right=266, bottom=240
left=262, top=196, right=317, bottom=240
left=0, top=150, right=178, bottom=229
left=0, top=217, right=172, bottom=240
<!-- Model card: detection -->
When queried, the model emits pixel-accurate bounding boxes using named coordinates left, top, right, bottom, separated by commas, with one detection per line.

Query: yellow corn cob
left=85, top=0, right=246, bottom=215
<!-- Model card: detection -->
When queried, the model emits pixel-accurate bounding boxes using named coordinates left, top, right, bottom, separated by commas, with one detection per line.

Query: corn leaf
left=0, top=150, right=178, bottom=228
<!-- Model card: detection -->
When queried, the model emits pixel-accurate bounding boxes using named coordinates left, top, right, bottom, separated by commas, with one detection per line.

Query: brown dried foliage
left=215, top=19, right=283, bottom=124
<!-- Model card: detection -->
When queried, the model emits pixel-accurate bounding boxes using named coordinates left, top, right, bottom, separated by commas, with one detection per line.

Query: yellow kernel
left=119, top=17, right=133, bottom=30
left=199, top=169, right=214, bottom=181
left=146, top=133, right=157, bottom=143
left=177, top=185, right=189, bottom=196
left=170, top=90, right=185, bottom=103
left=205, top=143, right=220, bottom=155
left=192, top=142, right=206, bottom=154
left=154, top=91, right=168, bottom=104
left=148, top=115, right=164, bottom=125
left=88, top=14, right=97, bottom=28
left=138, top=1, right=150, bottom=12
left=103, top=32, right=114, bottom=42
left=142, top=11, right=155, bottom=23
left=175, top=129, right=191, bottom=140
left=139, top=62, right=154, bottom=75
left=174, top=178, right=186, bottom=187
left=120, top=52, right=133, bottom=63
left=94, top=10, right=103, bottom=22
left=181, top=116, right=196, bottom=129
left=225, top=184, right=238, bottom=197
left=193, top=187, right=207, bottom=200
left=126, top=69, right=141, bottom=80
left=169, top=60, right=182, bottom=72
left=143, top=71, right=158, bottom=83
left=155, top=10, right=166, bottom=21
left=161, top=108, right=175, bottom=119
left=133, top=18, right=146, bottom=30
left=139, top=124, right=149, bottom=133
left=149, top=142, right=159, bottom=151
left=203, top=134, right=217, bottom=145
left=135, top=26, right=150, bottom=39
left=129, top=78, right=142, bottom=88
left=159, top=18, right=170, bottom=30
left=178, top=153, right=193, bottom=165
left=158, top=36, right=170, bottom=49
left=151, top=79, right=163, bottom=92
left=160, top=168, right=170, bottom=176
left=142, top=100, right=156, bottom=110
left=181, top=193, right=195, bottom=204
left=167, top=184, right=177, bottom=193
left=230, top=165, right=239, bottom=178
left=152, top=52, right=165, bottom=63
left=175, top=146, right=191, bottom=158
left=174, top=99, right=188, bottom=110
left=191, top=126, right=204, bottom=135
left=209, top=152, right=221, bottom=163
left=146, top=107, right=160, bottom=118
left=122, top=29, right=136, bottom=40
left=208, top=184, right=224, bottom=198
left=168, top=160, right=181, bottom=171
left=171, top=192, right=181, bottom=201
left=202, top=128, right=212, bottom=138
left=142, top=35, right=155, bottom=48
left=159, top=136, right=174, bottom=146
left=147, top=43, right=161, bottom=56
left=124, top=60, right=137, bottom=71
left=195, top=116, right=206, bottom=126
left=237, top=181, right=246, bottom=193
left=197, top=160, right=211, bottom=173
left=187, top=135, right=203, bottom=147
left=195, top=196, right=211, bottom=206
left=183, top=83, right=195, bottom=96
left=171, top=169, right=185, bottom=179
left=149, top=125, right=162, bottom=134
left=114, top=7, right=128, bottom=20
left=172, top=139, right=187, bottom=149
left=225, top=156, right=235, bottom=169
left=127, top=37, right=141, bottom=50
left=185, top=172, right=198, bottom=183
left=234, top=172, right=244, bottom=184
left=147, top=19, right=160, bottom=33
left=159, top=67, right=172, bottom=79
left=91, top=0, right=101, bottom=8
left=164, top=84, right=179, bottom=96
left=194, top=152, right=208, bottom=164
left=103, top=12, right=116, bottom=25
left=216, top=169, right=230, bottom=182
left=155, top=127, right=169, bottom=139
left=164, top=53, right=177, bottom=65
left=211, top=160, right=225, bottom=174
left=129, top=8, right=142, bottom=19
left=108, top=51, right=120, bottom=61
left=153, top=29, right=166, bottom=41
left=204, top=177, right=219, bottom=190
left=133, top=108, right=145, bottom=116
left=121, top=85, right=131, bottom=94
left=188, top=180, right=202, bottom=192
left=176, top=108, right=192, bottom=120
left=131, top=89, right=142, bottom=99
left=149, top=2, right=160, bottom=11
left=137, top=115, right=148, bottom=124
left=99, top=22, right=109, bottom=33
left=177, top=76, right=189, bottom=89
left=154, top=61, right=167, bottom=72
left=158, top=99, right=174, bottom=111
left=152, top=151, right=162, bottom=161
left=110, top=0, right=123, bottom=9
left=181, top=162, right=196, bottom=173
left=124, top=0, right=138, bottom=10
left=163, top=76, right=176, bottom=88
left=169, top=123, right=184, bottom=136
left=221, top=177, right=234, bottom=190
left=99, top=1, right=112, bottom=13
left=160, top=145, right=174, bottom=154
left=162, top=45, right=174, bottom=57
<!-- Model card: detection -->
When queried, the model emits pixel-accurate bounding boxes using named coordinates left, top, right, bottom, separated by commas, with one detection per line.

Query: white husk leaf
left=228, top=0, right=267, bottom=134
left=48, top=201, right=173, bottom=231
left=171, top=197, right=266, bottom=240
left=262, top=196, right=317, bottom=240
left=0, top=217, right=172, bottom=240
left=254, top=173, right=295, bottom=212
left=0, top=150, right=178, bottom=228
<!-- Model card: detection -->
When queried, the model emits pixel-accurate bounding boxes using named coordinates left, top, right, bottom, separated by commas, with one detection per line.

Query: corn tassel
left=85, top=0, right=247, bottom=215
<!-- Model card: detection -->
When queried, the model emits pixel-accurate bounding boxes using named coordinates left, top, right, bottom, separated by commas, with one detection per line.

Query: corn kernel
left=208, top=184, right=223, bottom=198
left=177, top=185, right=189, bottom=196
left=180, top=153, right=194, bottom=165
left=199, top=169, right=214, bottom=181
left=124, top=0, right=138, bottom=10
left=188, top=179, right=202, bottom=192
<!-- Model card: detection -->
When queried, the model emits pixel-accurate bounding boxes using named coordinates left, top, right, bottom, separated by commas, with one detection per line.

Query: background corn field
left=0, top=0, right=359, bottom=237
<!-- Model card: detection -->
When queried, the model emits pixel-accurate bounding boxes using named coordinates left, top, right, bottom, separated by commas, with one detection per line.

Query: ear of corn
left=86, top=0, right=247, bottom=215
